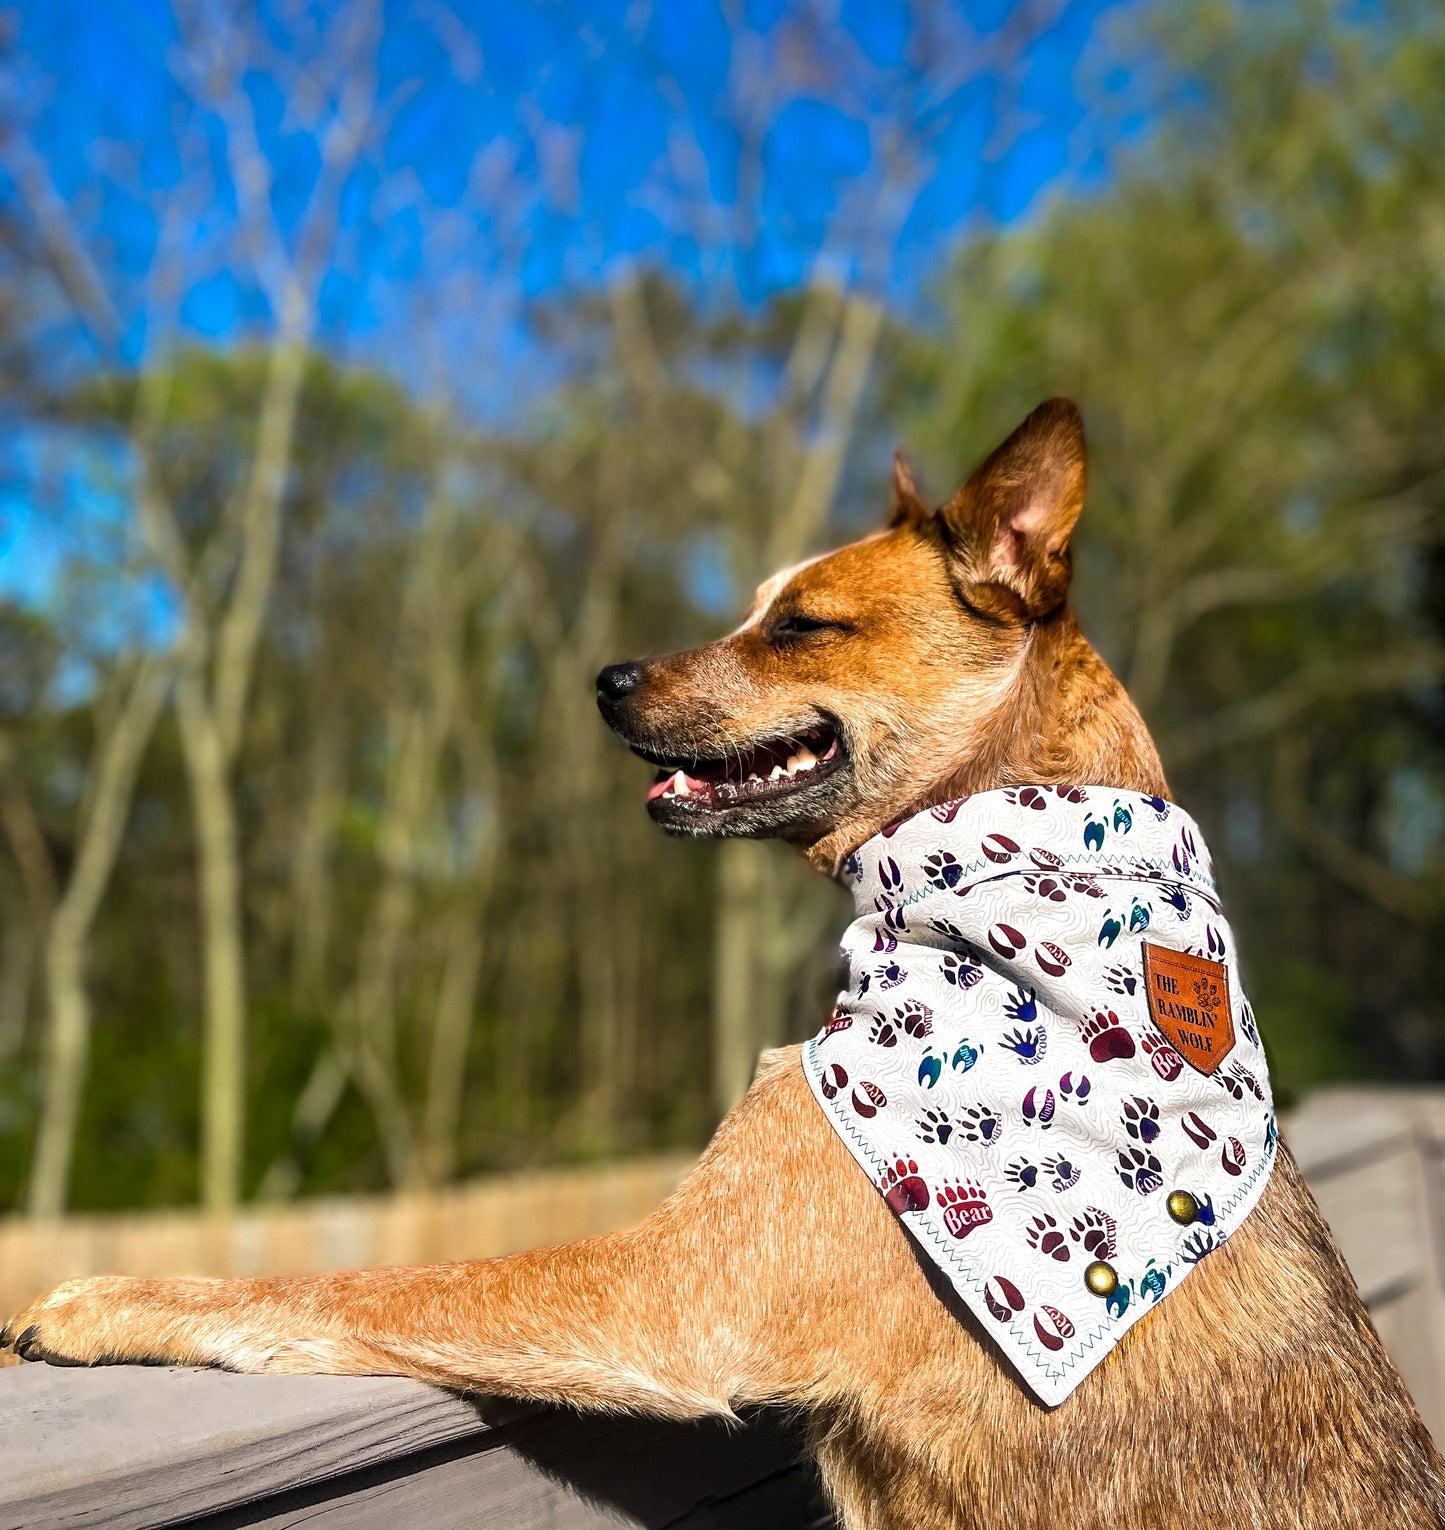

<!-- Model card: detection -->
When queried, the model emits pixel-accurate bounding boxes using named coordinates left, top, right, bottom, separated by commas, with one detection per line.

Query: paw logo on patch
left=1142, top=942, right=1235, bottom=1076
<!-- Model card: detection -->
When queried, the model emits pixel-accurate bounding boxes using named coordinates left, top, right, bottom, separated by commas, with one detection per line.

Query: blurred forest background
left=0, top=0, right=1441, bottom=1218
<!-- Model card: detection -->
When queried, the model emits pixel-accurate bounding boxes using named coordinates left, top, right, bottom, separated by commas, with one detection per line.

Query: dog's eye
left=771, top=614, right=836, bottom=639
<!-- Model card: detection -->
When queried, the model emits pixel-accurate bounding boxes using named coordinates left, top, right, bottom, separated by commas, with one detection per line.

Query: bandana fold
left=802, top=785, right=1277, bottom=1405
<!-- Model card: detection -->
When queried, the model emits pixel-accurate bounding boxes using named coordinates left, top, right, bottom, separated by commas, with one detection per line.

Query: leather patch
left=1142, top=943, right=1234, bottom=1075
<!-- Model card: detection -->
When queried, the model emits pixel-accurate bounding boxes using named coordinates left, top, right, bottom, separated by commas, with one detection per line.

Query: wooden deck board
left=0, top=1366, right=832, bottom=1530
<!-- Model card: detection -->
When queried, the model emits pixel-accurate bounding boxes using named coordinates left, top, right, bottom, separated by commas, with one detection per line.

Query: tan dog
left=6, top=401, right=1443, bottom=1528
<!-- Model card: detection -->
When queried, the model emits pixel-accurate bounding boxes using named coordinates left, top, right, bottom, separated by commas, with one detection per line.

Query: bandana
left=801, top=785, right=1277, bottom=1406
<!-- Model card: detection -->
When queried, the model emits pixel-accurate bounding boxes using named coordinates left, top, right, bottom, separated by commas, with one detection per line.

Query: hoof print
left=984, top=1276, right=1026, bottom=1323
left=851, top=1081, right=886, bottom=1118
left=820, top=1062, right=848, bottom=1101
left=1033, top=1305, right=1075, bottom=1351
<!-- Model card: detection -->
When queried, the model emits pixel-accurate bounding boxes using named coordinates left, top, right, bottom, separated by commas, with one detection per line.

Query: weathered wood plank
left=0, top=1368, right=489, bottom=1530
left=0, top=1366, right=833, bottom=1530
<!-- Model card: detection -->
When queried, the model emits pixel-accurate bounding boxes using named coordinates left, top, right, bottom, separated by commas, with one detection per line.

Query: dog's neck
left=805, top=607, right=1169, bottom=875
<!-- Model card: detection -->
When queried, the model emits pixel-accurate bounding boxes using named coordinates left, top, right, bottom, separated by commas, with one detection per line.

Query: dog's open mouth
left=640, top=723, right=844, bottom=814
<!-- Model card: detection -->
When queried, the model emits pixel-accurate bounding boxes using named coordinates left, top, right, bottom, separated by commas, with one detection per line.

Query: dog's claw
left=0, top=1322, right=13, bottom=1350
left=14, top=1325, right=41, bottom=1361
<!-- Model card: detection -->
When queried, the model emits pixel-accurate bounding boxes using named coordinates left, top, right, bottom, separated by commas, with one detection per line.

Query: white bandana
left=802, top=785, right=1277, bottom=1406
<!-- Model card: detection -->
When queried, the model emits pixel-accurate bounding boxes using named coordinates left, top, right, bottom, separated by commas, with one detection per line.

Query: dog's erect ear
left=889, top=449, right=931, bottom=529
left=937, top=398, right=1086, bottom=621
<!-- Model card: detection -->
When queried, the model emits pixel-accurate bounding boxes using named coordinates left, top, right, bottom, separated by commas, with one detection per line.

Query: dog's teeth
left=786, top=747, right=817, bottom=776
left=769, top=765, right=785, bottom=781
left=672, top=770, right=690, bottom=797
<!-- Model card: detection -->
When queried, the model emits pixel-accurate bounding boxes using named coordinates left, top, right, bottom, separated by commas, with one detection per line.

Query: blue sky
left=0, top=0, right=1130, bottom=611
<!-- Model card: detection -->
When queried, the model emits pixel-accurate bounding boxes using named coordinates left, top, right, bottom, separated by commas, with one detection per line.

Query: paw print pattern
left=1058, top=1070, right=1091, bottom=1103
left=875, top=901, right=908, bottom=944
left=1180, top=1229, right=1218, bottom=1264
left=941, top=951, right=984, bottom=989
left=1142, top=1031, right=1185, bottom=1082
left=823, top=1007, right=853, bottom=1040
left=1043, top=1154, right=1081, bottom=1191
left=1080, top=1010, right=1135, bottom=1063
left=897, top=1000, right=933, bottom=1038
left=1026, top=1213, right=1070, bottom=1262
left=1022, top=1086, right=1055, bottom=1127
left=1002, top=986, right=1038, bottom=1025
left=959, top=1104, right=1003, bottom=1146
left=950, top=1039, right=981, bottom=1072
left=924, top=851, right=963, bottom=889
left=1240, top=1000, right=1260, bottom=1048
left=1006, top=1158, right=1039, bottom=1191
left=1069, top=1207, right=1116, bottom=1258
left=1218, top=1061, right=1265, bottom=1102
left=1121, top=1096, right=1161, bottom=1144
left=1108, top=960, right=1138, bottom=997
left=916, top=1108, right=954, bottom=1146
left=814, top=786, right=1272, bottom=1393
left=936, top=1179, right=992, bottom=1240
left=879, top=1158, right=929, bottom=1214
left=1000, top=1027, right=1048, bottom=1064
left=1160, top=885, right=1191, bottom=920
left=1116, top=1146, right=1163, bottom=1195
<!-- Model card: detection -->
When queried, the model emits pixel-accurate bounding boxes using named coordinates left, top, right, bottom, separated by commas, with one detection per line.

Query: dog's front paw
left=2, top=1274, right=227, bottom=1368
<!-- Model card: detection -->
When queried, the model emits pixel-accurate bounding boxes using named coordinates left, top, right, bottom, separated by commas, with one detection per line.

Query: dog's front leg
left=3, top=1050, right=891, bottom=1419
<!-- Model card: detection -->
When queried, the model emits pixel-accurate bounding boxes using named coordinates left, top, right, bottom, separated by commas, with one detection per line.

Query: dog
left=5, top=399, right=1442, bottom=1528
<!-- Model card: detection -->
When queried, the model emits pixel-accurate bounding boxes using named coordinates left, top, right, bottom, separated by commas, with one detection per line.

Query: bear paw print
left=1142, top=1031, right=1184, bottom=1082
left=1080, top=1010, right=1136, bottom=1063
left=878, top=1157, right=929, bottom=1214
left=936, top=1179, right=992, bottom=1240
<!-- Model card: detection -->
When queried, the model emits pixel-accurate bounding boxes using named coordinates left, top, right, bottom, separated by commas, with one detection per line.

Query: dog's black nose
left=596, top=662, right=642, bottom=705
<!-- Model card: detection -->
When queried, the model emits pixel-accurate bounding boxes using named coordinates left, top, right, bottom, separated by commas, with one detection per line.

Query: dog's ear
left=936, top=398, right=1086, bottom=621
left=889, top=450, right=931, bottom=529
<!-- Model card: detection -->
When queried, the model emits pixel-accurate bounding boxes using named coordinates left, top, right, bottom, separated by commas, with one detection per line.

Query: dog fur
left=6, top=400, right=1443, bottom=1528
